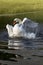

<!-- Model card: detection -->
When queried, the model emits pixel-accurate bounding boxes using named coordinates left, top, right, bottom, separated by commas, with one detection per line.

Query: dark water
left=0, top=28, right=43, bottom=65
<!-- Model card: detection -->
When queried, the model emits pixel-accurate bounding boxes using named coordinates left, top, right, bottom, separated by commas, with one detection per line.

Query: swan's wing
left=6, top=24, right=13, bottom=37
left=27, top=22, right=38, bottom=28
left=22, top=18, right=39, bottom=34
left=6, top=24, right=13, bottom=29
left=22, top=18, right=38, bottom=28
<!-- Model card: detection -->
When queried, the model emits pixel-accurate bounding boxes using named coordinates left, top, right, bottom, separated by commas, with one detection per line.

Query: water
left=0, top=25, right=43, bottom=65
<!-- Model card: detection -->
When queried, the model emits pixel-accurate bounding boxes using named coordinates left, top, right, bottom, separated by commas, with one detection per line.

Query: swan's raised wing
left=6, top=24, right=13, bottom=37
left=22, top=18, right=38, bottom=28
left=22, top=18, right=39, bottom=34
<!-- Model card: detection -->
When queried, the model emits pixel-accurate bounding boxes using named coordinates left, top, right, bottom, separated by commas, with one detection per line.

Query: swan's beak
left=13, top=21, right=17, bottom=25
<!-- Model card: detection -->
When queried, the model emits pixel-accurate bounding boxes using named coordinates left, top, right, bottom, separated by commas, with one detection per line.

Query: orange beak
left=13, top=21, right=16, bottom=25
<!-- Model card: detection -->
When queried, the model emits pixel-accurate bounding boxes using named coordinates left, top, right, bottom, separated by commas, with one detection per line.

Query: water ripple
left=0, top=30, right=43, bottom=65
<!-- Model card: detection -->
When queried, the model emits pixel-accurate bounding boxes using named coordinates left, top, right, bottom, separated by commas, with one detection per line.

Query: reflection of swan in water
left=8, top=38, right=32, bottom=49
left=8, top=39, right=25, bottom=49
left=6, top=18, right=39, bottom=39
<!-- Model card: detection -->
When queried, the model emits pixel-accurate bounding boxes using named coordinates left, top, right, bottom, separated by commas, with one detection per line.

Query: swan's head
left=13, top=18, right=21, bottom=25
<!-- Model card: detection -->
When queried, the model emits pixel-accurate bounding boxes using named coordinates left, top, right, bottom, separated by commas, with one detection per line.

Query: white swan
left=6, top=18, right=38, bottom=39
